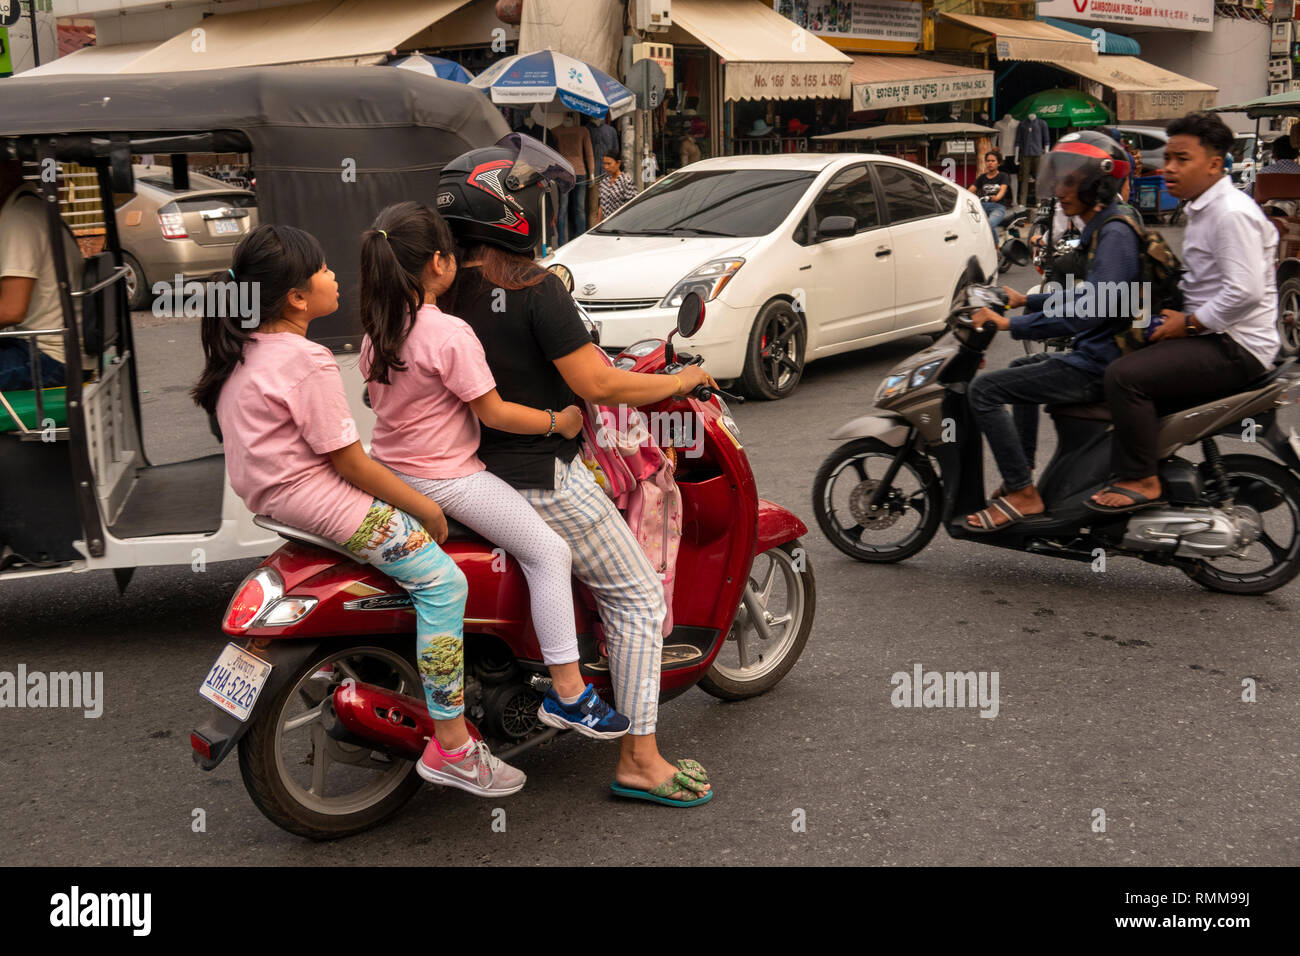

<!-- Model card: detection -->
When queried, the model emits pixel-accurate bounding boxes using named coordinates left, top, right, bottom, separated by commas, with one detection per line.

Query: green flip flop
left=610, top=759, right=713, bottom=808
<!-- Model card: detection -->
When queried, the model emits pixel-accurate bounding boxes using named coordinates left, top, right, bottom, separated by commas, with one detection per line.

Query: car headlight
left=876, top=373, right=908, bottom=401
left=659, top=258, right=745, bottom=309
left=910, top=360, right=943, bottom=389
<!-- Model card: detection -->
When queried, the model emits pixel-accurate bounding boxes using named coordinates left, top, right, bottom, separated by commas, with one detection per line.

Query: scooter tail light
left=224, top=568, right=284, bottom=631
left=190, top=733, right=213, bottom=760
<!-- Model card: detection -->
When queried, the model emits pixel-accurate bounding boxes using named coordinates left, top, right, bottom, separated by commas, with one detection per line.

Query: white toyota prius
left=544, top=152, right=997, bottom=399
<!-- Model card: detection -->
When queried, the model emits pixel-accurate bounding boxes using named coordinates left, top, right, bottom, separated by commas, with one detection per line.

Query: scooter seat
left=253, top=514, right=485, bottom=558
left=1048, top=402, right=1112, bottom=422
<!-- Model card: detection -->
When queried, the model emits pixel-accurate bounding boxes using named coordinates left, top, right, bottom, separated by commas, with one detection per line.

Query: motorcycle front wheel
left=1183, top=455, right=1300, bottom=595
left=237, top=641, right=424, bottom=841
left=698, top=541, right=816, bottom=700
left=812, top=437, right=942, bottom=562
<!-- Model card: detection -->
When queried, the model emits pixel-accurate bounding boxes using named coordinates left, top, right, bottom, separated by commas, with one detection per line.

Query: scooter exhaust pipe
left=323, top=680, right=437, bottom=760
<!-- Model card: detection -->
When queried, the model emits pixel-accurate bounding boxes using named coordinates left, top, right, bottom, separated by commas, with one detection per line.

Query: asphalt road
left=1, top=252, right=1297, bottom=865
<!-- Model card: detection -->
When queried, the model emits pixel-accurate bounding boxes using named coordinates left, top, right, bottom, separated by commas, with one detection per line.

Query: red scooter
left=191, top=294, right=816, bottom=839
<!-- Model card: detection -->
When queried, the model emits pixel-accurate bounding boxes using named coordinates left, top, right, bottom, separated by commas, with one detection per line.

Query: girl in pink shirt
left=359, top=202, right=630, bottom=740
left=192, top=223, right=524, bottom=797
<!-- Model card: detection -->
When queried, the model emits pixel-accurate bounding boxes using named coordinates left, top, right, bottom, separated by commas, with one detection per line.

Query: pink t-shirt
left=217, top=332, right=373, bottom=545
left=361, top=304, right=496, bottom=480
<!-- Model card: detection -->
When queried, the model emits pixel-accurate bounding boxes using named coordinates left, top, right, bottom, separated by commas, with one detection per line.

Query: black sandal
left=1085, top=483, right=1165, bottom=514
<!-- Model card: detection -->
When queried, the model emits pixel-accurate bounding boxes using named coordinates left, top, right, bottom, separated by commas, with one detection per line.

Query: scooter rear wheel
left=812, top=437, right=942, bottom=562
left=237, top=641, right=424, bottom=841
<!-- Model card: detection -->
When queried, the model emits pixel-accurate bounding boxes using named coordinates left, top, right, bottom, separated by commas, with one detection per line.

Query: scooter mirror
left=1000, top=237, right=1032, bottom=267
left=676, top=291, right=705, bottom=338
left=547, top=263, right=575, bottom=293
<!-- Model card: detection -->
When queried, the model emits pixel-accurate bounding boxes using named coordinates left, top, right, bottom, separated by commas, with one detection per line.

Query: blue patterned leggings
left=344, top=499, right=469, bottom=720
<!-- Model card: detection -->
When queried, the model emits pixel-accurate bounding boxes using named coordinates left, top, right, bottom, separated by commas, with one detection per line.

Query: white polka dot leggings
left=391, top=466, right=579, bottom=667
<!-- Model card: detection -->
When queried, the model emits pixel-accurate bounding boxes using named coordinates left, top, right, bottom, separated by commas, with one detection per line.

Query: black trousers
left=1103, top=334, right=1266, bottom=479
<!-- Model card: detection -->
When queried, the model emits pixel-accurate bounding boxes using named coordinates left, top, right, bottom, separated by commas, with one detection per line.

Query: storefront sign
left=1035, top=0, right=1213, bottom=33
left=728, top=62, right=852, bottom=102
left=852, top=70, right=993, bottom=110
left=1116, top=88, right=1217, bottom=122
left=774, top=1, right=923, bottom=46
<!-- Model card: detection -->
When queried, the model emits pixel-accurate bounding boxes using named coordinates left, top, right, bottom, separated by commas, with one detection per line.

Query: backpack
left=576, top=351, right=682, bottom=638
left=1082, top=206, right=1184, bottom=353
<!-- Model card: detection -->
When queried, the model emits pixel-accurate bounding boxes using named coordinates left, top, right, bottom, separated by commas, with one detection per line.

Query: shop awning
left=938, top=13, right=1098, bottom=65
left=1041, top=17, right=1141, bottom=56
left=22, top=41, right=161, bottom=77
left=670, top=0, right=851, bottom=102
left=1215, top=89, right=1300, bottom=118
left=849, top=56, right=994, bottom=112
left=813, top=122, right=996, bottom=142
left=117, top=0, right=474, bottom=73
left=1054, top=56, right=1217, bottom=122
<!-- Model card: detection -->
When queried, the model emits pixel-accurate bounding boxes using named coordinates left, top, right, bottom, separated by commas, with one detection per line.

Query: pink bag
left=577, top=356, right=683, bottom=636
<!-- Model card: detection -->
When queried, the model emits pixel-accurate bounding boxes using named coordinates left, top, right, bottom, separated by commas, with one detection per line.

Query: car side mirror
left=1000, top=237, right=1032, bottom=267
left=817, top=215, right=856, bottom=240
left=675, top=291, right=705, bottom=338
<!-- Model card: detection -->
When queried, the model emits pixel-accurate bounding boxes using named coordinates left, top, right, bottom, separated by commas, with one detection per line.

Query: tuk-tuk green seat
left=0, top=387, right=68, bottom=433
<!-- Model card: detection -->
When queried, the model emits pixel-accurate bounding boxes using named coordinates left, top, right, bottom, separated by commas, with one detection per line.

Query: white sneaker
left=416, top=737, right=526, bottom=797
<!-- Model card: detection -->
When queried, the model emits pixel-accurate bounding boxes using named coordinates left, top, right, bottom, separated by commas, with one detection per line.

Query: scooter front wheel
left=237, top=641, right=424, bottom=841
left=699, top=541, right=815, bottom=700
left=812, top=437, right=942, bottom=562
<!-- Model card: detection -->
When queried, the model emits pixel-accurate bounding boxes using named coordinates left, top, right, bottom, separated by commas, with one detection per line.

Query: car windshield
left=593, top=169, right=815, bottom=238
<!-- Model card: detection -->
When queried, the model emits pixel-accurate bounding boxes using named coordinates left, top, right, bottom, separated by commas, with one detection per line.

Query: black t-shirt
left=975, top=172, right=1010, bottom=202
left=440, top=267, right=593, bottom=489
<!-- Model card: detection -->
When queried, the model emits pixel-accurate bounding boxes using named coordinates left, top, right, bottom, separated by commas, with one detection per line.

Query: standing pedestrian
left=596, top=151, right=637, bottom=224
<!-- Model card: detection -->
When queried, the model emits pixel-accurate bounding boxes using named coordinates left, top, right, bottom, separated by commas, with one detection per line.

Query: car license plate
left=211, top=218, right=241, bottom=236
left=199, top=643, right=272, bottom=722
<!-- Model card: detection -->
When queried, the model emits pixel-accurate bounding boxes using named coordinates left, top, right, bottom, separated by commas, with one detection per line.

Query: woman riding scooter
left=433, top=134, right=718, bottom=807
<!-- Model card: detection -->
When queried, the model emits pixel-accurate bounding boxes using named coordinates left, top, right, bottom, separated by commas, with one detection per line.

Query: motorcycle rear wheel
left=812, top=437, right=942, bottom=562
left=698, top=541, right=815, bottom=700
left=1184, top=455, right=1300, bottom=595
left=238, top=641, right=424, bottom=841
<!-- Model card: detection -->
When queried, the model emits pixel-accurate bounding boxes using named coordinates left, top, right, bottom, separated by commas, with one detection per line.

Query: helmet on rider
left=435, top=133, right=576, bottom=255
left=1036, top=130, right=1132, bottom=209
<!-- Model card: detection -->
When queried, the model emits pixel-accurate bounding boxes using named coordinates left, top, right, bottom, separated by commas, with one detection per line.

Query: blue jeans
left=0, top=342, right=66, bottom=391
left=981, top=200, right=1007, bottom=245
left=968, top=353, right=1104, bottom=492
left=568, top=177, right=589, bottom=243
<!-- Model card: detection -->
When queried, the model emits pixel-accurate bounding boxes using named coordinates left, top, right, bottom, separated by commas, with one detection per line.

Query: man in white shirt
left=1090, top=112, right=1280, bottom=513
left=0, top=160, right=81, bottom=390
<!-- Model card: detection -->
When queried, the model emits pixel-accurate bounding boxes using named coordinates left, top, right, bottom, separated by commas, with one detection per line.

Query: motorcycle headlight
left=659, top=258, right=745, bottom=309
left=716, top=397, right=743, bottom=446
left=910, top=359, right=943, bottom=389
left=876, top=373, right=908, bottom=402
left=621, top=339, right=662, bottom=359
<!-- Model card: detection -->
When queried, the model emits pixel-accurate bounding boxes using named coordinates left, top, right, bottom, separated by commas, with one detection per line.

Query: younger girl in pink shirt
left=359, top=202, right=631, bottom=740
left=193, top=223, right=524, bottom=797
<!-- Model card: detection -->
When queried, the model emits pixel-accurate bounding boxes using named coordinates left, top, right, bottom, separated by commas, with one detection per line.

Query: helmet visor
left=496, top=132, right=576, bottom=196
left=1035, top=144, right=1130, bottom=201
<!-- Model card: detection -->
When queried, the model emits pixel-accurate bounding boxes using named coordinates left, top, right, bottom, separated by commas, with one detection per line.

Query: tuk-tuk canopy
left=1213, top=89, right=1300, bottom=119
left=0, top=67, right=511, bottom=349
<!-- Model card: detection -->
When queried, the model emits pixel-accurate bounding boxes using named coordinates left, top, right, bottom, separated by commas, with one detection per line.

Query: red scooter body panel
left=756, top=499, right=808, bottom=553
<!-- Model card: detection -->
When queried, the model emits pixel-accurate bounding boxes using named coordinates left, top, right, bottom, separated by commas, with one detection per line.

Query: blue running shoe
left=537, top=685, right=631, bottom=740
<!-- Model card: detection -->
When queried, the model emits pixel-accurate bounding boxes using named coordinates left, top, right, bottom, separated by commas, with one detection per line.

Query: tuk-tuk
left=0, top=67, right=508, bottom=587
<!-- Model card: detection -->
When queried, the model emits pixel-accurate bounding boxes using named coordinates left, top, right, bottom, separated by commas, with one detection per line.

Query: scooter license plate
left=198, top=643, right=272, bottom=722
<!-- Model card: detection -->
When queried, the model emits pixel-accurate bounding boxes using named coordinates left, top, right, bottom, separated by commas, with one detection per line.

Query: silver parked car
left=114, top=165, right=258, bottom=310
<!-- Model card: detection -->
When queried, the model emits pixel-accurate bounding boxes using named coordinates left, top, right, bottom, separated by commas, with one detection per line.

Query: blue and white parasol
left=388, top=54, right=475, bottom=84
left=470, top=49, right=634, bottom=119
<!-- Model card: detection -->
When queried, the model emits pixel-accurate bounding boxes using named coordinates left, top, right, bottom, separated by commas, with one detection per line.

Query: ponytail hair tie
left=227, top=268, right=236, bottom=279
left=378, top=229, right=389, bottom=239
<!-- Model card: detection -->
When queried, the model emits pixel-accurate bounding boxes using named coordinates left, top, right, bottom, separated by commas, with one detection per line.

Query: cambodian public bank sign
left=1036, top=0, right=1213, bottom=32
left=853, top=71, right=994, bottom=111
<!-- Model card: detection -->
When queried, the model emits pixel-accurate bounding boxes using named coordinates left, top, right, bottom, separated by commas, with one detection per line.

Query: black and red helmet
left=1037, top=129, right=1132, bottom=208
left=436, top=133, right=575, bottom=254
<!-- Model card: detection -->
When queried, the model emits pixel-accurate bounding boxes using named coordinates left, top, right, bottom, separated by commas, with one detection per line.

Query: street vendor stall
left=811, top=122, right=997, bottom=188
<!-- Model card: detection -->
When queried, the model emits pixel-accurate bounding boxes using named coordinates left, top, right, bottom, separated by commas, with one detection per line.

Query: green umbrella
left=1011, top=89, right=1112, bottom=129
